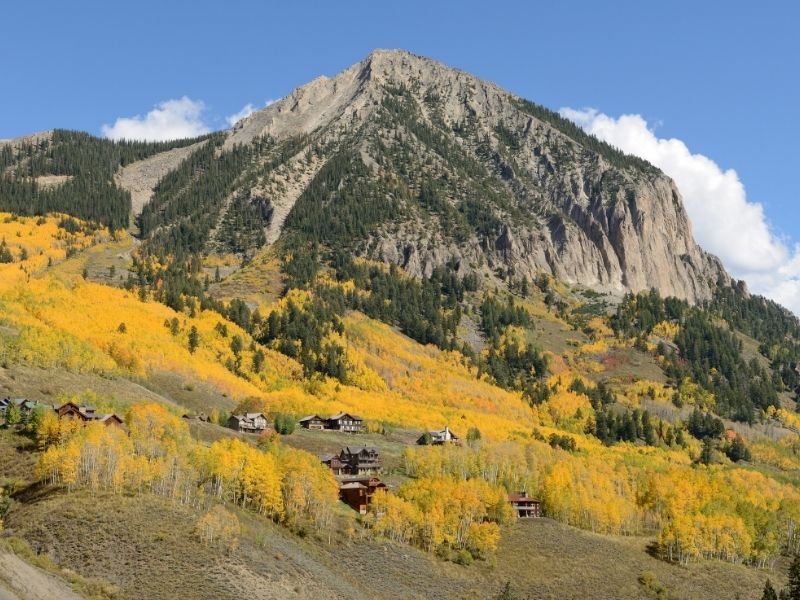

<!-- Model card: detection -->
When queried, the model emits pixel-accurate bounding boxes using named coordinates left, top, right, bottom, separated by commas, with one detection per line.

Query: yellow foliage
left=35, top=403, right=339, bottom=533
left=651, top=321, right=680, bottom=341
left=540, top=391, right=592, bottom=430
left=194, top=506, right=240, bottom=553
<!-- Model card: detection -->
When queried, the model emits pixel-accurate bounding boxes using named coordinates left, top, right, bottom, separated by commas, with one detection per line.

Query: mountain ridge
left=215, top=48, right=730, bottom=302
left=0, top=49, right=731, bottom=304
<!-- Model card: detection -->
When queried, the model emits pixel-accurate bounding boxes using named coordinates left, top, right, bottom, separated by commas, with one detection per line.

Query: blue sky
left=2, top=1, right=799, bottom=310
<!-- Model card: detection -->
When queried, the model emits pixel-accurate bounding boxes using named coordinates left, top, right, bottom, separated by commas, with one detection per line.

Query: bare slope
left=114, top=139, right=208, bottom=216
left=3, top=491, right=781, bottom=600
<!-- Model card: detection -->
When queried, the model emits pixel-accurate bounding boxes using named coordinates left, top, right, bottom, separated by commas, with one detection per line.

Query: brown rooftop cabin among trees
left=338, top=477, right=387, bottom=514
left=54, top=402, right=123, bottom=426
left=321, top=446, right=382, bottom=476
left=227, top=412, right=269, bottom=434
left=508, top=491, right=542, bottom=518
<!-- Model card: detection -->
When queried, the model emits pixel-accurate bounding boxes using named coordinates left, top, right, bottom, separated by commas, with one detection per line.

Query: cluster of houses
left=3, top=395, right=543, bottom=520
left=222, top=412, right=366, bottom=435
left=317, top=445, right=387, bottom=514
left=316, top=439, right=542, bottom=518
left=0, top=397, right=123, bottom=427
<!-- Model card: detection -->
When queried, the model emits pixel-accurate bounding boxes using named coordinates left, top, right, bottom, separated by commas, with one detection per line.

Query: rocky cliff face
left=175, top=50, right=730, bottom=302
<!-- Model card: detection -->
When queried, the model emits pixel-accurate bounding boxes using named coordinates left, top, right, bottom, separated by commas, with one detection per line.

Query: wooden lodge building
left=326, top=413, right=363, bottom=433
left=339, top=477, right=387, bottom=515
left=299, top=412, right=364, bottom=433
left=321, top=446, right=382, bottom=477
left=227, top=412, right=269, bottom=434
left=508, top=491, right=542, bottom=518
left=298, top=414, right=326, bottom=430
left=55, top=402, right=123, bottom=426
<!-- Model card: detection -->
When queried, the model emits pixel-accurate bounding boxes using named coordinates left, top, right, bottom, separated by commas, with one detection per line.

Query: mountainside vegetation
left=0, top=130, right=209, bottom=229
left=0, top=211, right=798, bottom=600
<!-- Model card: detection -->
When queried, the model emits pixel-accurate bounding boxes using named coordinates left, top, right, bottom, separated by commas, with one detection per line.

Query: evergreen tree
left=188, top=326, right=200, bottom=354
left=762, top=579, right=778, bottom=600
left=788, top=554, right=800, bottom=600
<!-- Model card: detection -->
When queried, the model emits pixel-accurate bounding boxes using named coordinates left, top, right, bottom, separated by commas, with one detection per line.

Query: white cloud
left=225, top=99, right=277, bottom=127
left=226, top=103, right=256, bottom=127
left=102, top=97, right=211, bottom=141
left=560, top=107, right=800, bottom=315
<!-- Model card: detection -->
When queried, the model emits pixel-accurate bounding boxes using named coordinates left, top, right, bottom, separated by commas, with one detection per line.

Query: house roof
left=508, top=493, right=540, bottom=503
left=339, top=476, right=387, bottom=488
left=340, top=482, right=368, bottom=490
left=429, top=426, right=458, bottom=437
left=95, top=414, right=123, bottom=423
left=328, top=412, right=362, bottom=421
left=298, top=414, right=324, bottom=422
left=342, top=446, right=379, bottom=455
left=244, top=412, right=265, bottom=419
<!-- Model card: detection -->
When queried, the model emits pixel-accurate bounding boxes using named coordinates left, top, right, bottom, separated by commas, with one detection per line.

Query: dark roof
left=299, top=414, right=324, bottom=422
left=339, top=476, right=387, bottom=488
left=96, top=414, right=123, bottom=423
left=342, top=446, right=379, bottom=455
left=508, top=493, right=540, bottom=503
left=340, top=482, right=368, bottom=490
left=328, top=412, right=362, bottom=421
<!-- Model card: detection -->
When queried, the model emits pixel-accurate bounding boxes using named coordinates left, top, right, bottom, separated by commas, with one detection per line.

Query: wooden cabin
left=56, top=401, right=92, bottom=421
left=340, top=446, right=381, bottom=475
left=508, top=491, right=542, bottom=518
left=227, top=413, right=269, bottom=433
left=54, top=402, right=123, bottom=427
left=298, top=414, right=326, bottom=430
left=339, top=477, right=387, bottom=514
left=95, top=414, right=124, bottom=427
left=326, top=413, right=363, bottom=433
left=418, top=426, right=460, bottom=445
left=320, top=454, right=348, bottom=476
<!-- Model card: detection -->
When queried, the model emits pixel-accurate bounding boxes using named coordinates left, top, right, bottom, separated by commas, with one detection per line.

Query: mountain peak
left=212, top=51, right=728, bottom=302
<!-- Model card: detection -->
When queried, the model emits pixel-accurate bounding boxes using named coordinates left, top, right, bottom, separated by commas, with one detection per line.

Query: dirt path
left=0, top=551, right=82, bottom=600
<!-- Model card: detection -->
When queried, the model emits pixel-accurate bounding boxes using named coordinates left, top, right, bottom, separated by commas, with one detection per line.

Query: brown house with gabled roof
left=340, top=446, right=381, bottom=475
left=326, top=413, right=363, bottom=433
left=55, top=402, right=123, bottom=427
left=320, top=454, right=348, bottom=476
left=227, top=412, right=268, bottom=434
left=339, top=476, right=387, bottom=514
left=508, top=491, right=542, bottom=518
left=298, top=414, right=326, bottom=430
left=321, top=446, right=382, bottom=476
